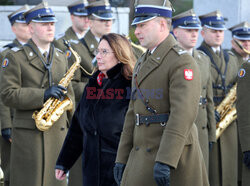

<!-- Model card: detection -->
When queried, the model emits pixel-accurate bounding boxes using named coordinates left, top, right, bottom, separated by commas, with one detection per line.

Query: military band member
left=0, top=2, right=74, bottom=186
left=114, top=0, right=209, bottom=185
left=0, top=5, right=31, bottom=186
left=231, top=22, right=250, bottom=186
left=172, top=9, right=216, bottom=172
left=198, top=10, right=239, bottom=186
left=229, top=22, right=250, bottom=67
left=54, top=0, right=89, bottom=52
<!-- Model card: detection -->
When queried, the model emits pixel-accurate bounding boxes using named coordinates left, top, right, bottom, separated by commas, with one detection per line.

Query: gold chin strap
left=233, top=39, right=250, bottom=55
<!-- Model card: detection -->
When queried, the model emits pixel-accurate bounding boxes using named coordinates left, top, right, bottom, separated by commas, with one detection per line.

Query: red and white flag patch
left=184, top=69, right=193, bottom=80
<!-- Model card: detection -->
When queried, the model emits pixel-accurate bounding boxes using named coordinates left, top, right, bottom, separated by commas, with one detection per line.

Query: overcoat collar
left=23, top=39, right=59, bottom=73
left=136, top=34, right=178, bottom=85
left=66, top=27, right=78, bottom=40
left=82, top=30, right=98, bottom=54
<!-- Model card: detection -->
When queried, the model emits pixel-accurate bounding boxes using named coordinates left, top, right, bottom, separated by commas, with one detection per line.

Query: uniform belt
left=136, top=113, right=169, bottom=126
left=199, top=97, right=207, bottom=105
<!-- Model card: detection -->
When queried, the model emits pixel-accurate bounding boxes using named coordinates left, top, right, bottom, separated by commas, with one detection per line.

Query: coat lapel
left=84, top=30, right=98, bottom=55
left=24, top=40, right=46, bottom=73
left=136, top=34, right=177, bottom=85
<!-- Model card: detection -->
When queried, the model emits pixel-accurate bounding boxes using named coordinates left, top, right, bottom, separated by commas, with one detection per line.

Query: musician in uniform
left=172, top=9, right=216, bottom=172
left=229, top=22, right=250, bottom=67
left=232, top=22, right=250, bottom=186
left=0, top=5, right=31, bottom=186
left=198, top=10, right=239, bottom=186
left=54, top=0, right=89, bottom=52
left=114, top=0, right=209, bottom=185
left=0, top=2, right=74, bottom=186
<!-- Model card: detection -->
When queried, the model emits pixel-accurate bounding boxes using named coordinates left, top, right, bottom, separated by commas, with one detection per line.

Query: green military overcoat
left=193, top=49, right=216, bottom=171
left=0, top=39, right=74, bottom=186
left=236, top=60, right=250, bottom=186
left=54, top=27, right=79, bottom=52
left=199, top=42, right=238, bottom=186
left=0, top=38, right=22, bottom=186
left=116, top=34, right=209, bottom=186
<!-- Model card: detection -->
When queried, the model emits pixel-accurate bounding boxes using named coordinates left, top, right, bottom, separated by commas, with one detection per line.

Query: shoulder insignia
left=55, top=32, right=65, bottom=40
left=227, top=51, right=235, bottom=56
left=11, top=47, right=20, bottom=52
left=2, top=58, right=9, bottom=68
left=197, top=50, right=207, bottom=56
left=55, top=48, right=63, bottom=54
left=184, top=69, right=193, bottom=80
left=0, top=47, right=8, bottom=53
left=65, top=50, right=71, bottom=58
left=69, top=39, right=79, bottom=44
left=173, top=45, right=187, bottom=55
left=238, top=68, right=246, bottom=78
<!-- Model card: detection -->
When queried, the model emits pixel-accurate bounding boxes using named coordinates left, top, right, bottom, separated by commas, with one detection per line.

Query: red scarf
left=97, top=72, right=105, bottom=86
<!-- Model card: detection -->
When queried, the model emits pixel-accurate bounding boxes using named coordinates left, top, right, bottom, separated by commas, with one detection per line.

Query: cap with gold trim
left=199, top=10, right=226, bottom=30
left=172, top=9, right=201, bottom=29
left=229, top=22, right=250, bottom=41
left=132, top=0, right=173, bottom=26
left=67, top=0, right=88, bottom=16
left=8, top=4, right=30, bottom=25
left=86, top=0, right=114, bottom=20
left=24, top=2, right=57, bottom=24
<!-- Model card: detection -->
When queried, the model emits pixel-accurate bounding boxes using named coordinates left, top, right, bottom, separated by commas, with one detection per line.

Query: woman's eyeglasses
left=95, top=49, right=114, bottom=57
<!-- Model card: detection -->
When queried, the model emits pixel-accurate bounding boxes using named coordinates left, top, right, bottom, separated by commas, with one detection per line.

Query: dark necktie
left=43, top=52, right=48, bottom=62
left=215, top=50, right=220, bottom=56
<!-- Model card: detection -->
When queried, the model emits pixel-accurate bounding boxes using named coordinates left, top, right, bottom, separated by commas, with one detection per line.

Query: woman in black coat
left=55, top=33, right=136, bottom=186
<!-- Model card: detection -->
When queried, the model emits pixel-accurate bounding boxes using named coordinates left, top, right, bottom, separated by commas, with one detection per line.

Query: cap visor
left=92, top=13, right=114, bottom=20
left=131, top=16, right=156, bottom=26
left=204, top=24, right=227, bottom=31
left=32, top=17, right=58, bottom=23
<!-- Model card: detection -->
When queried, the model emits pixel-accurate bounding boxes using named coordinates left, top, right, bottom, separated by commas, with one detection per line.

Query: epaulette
left=3, top=43, right=17, bottom=49
left=197, top=50, right=207, bottom=56
left=55, top=48, right=64, bottom=54
left=55, top=32, right=65, bottom=40
left=227, top=50, right=235, bottom=56
left=11, top=47, right=21, bottom=52
left=0, top=47, right=8, bottom=53
left=69, top=39, right=79, bottom=44
left=173, top=45, right=187, bottom=55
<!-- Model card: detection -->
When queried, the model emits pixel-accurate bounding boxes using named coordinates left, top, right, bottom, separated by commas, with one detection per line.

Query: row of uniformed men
left=0, top=0, right=250, bottom=186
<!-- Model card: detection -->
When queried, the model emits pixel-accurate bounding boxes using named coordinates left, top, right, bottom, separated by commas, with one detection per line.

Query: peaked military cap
left=132, top=0, right=173, bottom=26
left=24, top=1, right=57, bottom=24
left=199, top=10, right=226, bottom=30
left=228, top=22, right=250, bottom=40
left=86, top=0, right=114, bottom=20
left=8, top=4, right=30, bottom=25
left=172, top=9, right=201, bottom=29
left=67, top=0, right=88, bottom=16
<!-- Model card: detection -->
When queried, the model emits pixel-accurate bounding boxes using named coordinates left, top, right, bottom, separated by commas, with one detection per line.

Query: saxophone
left=215, top=84, right=237, bottom=140
left=32, top=41, right=81, bottom=131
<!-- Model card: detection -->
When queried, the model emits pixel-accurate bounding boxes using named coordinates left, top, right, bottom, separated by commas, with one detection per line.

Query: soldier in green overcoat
left=172, top=9, right=216, bottom=172
left=198, top=10, right=239, bottom=186
left=0, top=2, right=74, bottom=186
left=114, top=1, right=209, bottom=186
left=53, top=0, right=89, bottom=52
left=0, top=5, right=31, bottom=186
left=231, top=22, right=250, bottom=186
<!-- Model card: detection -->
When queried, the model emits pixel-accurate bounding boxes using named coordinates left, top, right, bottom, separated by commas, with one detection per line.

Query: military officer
left=198, top=10, right=239, bottom=186
left=172, top=9, right=216, bottom=172
left=236, top=60, right=250, bottom=186
left=229, top=22, right=250, bottom=67
left=230, top=22, right=250, bottom=186
left=0, top=2, right=74, bottom=186
left=0, top=5, right=31, bottom=186
left=114, top=0, right=209, bottom=185
left=54, top=0, right=89, bottom=52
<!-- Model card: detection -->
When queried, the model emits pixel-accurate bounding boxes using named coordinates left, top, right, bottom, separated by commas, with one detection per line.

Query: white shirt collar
left=38, top=46, right=50, bottom=57
left=211, top=46, right=220, bottom=53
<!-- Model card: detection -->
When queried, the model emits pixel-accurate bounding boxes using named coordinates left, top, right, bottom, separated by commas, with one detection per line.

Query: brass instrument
left=126, top=36, right=147, bottom=53
left=32, top=41, right=81, bottom=131
left=216, top=84, right=237, bottom=140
